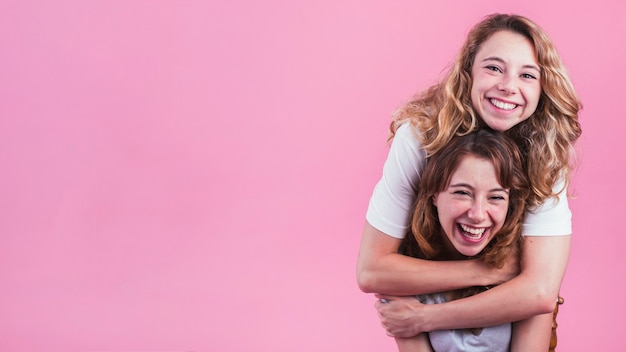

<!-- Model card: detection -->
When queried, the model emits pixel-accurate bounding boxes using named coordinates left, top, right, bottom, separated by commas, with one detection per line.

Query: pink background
left=1, top=0, right=624, bottom=351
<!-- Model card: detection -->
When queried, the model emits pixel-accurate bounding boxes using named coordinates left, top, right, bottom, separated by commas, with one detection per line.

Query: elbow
left=530, top=286, right=561, bottom=315
left=515, top=268, right=563, bottom=314
left=535, top=294, right=560, bottom=315
left=356, top=267, right=378, bottom=293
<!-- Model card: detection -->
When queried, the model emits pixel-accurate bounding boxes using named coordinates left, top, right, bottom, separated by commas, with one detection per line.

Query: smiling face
left=432, top=155, right=510, bottom=258
left=471, top=30, right=542, bottom=132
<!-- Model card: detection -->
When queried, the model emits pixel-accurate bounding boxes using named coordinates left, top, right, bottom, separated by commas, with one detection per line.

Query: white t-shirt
left=366, top=123, right=572, bottom=239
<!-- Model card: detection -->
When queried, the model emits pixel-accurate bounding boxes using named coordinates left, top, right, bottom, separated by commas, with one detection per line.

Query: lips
left=489, top=98, right=518, bottom=110
left=458, top=223, right=487, bottom=242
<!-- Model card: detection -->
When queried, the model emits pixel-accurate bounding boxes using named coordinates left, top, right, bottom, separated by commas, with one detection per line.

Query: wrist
left=469, top=259, right=492, bottom=287
left=422, top=301, right=443, bottom=333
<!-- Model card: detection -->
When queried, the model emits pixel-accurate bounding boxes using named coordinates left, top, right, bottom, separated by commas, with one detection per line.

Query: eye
left=485, top=65, right=502, bottom=73
left=453, top=190, right=471, bottom=197
left=521, top=73, right=537, bottom=80
left=488, top=194, right=508, bottom=202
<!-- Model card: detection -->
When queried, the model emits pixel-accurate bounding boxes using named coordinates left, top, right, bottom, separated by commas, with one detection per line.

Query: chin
left=483, top=120, right=512, bottom=132
left=458, top=246, right=486, bottom=258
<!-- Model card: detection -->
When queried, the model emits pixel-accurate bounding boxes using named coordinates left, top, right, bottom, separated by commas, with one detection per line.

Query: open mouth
left=489, top=98, right=518, bottom=111
left=458, top=223, right=487, bottom=242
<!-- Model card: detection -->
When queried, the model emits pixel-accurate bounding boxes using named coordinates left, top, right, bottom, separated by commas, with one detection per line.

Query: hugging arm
left=510, top=312, right=553, bottom=352
left=509, top=235, right=570, bottom=352
left=377, top=235, right=570, bottom=339
left=395, top=334, right=433, bottom=352
left=356, top=222, right=518, bottom=295
left=355, top=123, right=510, bottom=296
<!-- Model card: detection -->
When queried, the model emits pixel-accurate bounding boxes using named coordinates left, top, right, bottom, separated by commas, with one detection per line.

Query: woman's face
left=433, top=155, right=510, bottom=258
left=471, top=30, right=542, bottom=132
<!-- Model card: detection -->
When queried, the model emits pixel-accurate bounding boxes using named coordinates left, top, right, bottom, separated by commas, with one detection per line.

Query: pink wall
left=1, top=0, right=624, bottom=351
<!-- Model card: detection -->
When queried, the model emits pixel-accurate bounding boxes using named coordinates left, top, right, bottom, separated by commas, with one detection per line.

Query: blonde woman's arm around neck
left=377, top=235, right=570, bottom=337
left=356, top=221, right=518, bottom=295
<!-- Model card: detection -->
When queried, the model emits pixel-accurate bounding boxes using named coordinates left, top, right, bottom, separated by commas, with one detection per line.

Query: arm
left=357, top=124, right=507, bottom=294
left=395, top=334, right=433, bottom=352
left=510, top=313, right=553, bottom=352
left=357, top=221, right=518, bottom=295
left=377, top=235, right=570, bottom=337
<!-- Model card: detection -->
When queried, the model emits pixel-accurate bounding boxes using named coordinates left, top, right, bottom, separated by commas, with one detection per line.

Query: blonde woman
left=357, top=13, right=581, bottom=350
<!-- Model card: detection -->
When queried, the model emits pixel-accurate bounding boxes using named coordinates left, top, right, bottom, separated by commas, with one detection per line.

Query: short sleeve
left=522, top=178, right=572, bottom=236
left=365, top=123, right=427, bottom=239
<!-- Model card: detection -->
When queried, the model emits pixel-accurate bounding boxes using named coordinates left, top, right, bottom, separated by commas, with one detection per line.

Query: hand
left=374, top=294, right=429, bottom=338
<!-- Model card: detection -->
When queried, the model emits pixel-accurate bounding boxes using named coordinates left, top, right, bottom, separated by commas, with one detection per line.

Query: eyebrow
left=482, top=56, right=541, bottom=73
left=449, top=183, right=510, bottom=193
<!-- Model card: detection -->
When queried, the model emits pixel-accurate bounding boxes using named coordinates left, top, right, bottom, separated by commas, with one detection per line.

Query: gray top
left=418, top=293, right=511, bottom=352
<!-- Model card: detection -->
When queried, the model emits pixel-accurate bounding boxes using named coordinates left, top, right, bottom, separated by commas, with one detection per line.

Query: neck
left=441, top=238, right=470, bottom=261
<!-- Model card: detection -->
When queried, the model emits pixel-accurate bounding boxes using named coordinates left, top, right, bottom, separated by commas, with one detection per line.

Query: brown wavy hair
left=390, top=13, right=581, bottom=207
left=399, top=129, right=529, bottom=268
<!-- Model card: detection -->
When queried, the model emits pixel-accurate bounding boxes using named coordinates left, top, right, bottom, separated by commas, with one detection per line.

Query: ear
left=432, top=194, right=438, bottom=207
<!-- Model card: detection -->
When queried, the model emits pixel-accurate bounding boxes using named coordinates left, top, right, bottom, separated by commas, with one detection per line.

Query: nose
left=468, top=199, right=487, bottom=223
left=497, top=74, right=518, bottom=95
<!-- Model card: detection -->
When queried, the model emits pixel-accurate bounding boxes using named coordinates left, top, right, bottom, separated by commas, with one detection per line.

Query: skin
left=394, top=155, right=511, bottom=352
left=357, top=30, right=568, bottom=352
left=395, top=333, right=433, bottom=352
left=471, top=30, right=542, bottom=132
left=434, top=155, right=509, bottom=259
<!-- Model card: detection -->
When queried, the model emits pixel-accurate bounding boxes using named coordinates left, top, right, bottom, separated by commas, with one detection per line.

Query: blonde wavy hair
left=390, top=13, right=582, bottom=207
left=399, top=129, right=529, bottom=268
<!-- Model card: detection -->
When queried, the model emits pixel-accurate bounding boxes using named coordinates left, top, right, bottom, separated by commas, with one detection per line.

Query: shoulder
left=389, top=123, right=427, bottom=164
left=523, top=178, right=572, bottom=236
left=365, top=122, right=427, bottom=238
left=393, top=122, right=422, bottom=149
left=386, top=122, right=428, bottom=180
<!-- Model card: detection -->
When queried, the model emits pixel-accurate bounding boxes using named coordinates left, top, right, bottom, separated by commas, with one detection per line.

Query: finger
left=379, top=321, right=395, bottom=336
left=375, top=293, right=394, bottom=302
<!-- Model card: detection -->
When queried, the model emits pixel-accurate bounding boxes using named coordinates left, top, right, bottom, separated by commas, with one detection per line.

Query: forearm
left=357, top=222, right=493, bottom=295
left=396, top=334, right=433, bottom=352
left=510, top=313, right=553, bottom=352
left=359, top=252, right=487, bottom=295
left=422, top=273, right=555, bottom=331
left=420, top=236, right=570, bottom=332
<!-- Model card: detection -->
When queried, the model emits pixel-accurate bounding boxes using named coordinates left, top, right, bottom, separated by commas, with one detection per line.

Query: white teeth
left=490, top=99, right=517, bottom=110
left=459, top=224, right=485, bottom=236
